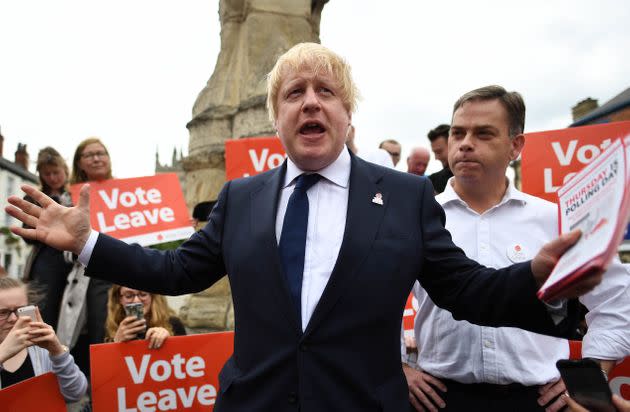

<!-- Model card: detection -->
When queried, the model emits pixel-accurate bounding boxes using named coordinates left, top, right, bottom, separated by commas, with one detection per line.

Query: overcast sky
left=1, top=0, right=628, bottom=179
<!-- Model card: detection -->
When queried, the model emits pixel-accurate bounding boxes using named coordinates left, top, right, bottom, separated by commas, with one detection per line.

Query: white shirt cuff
left=78, top=229, right=99, bottom=266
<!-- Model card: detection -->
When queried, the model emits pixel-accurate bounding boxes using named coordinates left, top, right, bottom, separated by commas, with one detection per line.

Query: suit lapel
left=304, top=155, right=387, bottom=337
left=250, top=163, right=302, bottom=334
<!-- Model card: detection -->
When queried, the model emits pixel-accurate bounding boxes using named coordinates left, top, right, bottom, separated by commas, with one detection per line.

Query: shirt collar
left=284, top=147, right=351, bottom=188
left=440, top=177, right=528, bottom=208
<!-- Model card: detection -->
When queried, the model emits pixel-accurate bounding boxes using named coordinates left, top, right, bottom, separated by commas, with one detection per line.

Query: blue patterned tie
left=279, top=173, right=321, bottom=318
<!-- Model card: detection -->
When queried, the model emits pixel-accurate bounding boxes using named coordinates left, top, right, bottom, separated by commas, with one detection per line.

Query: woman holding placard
left=105, top=285, right=186, bottom=349
left=0, top=277, right=87, bottom=401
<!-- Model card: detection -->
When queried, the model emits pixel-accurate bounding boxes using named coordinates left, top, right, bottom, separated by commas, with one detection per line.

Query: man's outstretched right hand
left=5, top=184, right=92, bottom=255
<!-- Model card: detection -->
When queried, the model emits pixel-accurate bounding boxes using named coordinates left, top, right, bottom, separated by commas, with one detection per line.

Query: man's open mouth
left=300, top=122, right=326, bottom=134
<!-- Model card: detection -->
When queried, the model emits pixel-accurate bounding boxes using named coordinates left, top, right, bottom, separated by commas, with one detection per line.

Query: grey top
left=0, top=345, right=88, bottom=403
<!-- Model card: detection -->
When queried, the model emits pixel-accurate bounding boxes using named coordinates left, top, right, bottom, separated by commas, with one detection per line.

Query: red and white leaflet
left=538, top=138, right=629, bottom=301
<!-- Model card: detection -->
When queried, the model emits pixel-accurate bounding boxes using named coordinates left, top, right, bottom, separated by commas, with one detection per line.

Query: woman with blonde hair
left=57, top=137, right=114, bottom=379
left=105, top=285, right=185, bottom=349
left=23, top=147, right=73, bottom=330
left=70, top=137, right=112, bottom=184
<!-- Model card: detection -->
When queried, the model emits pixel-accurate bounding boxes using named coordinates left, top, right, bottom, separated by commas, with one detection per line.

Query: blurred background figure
left=427, top=124, right=453, bottom=194
left=346, top=125, right=394, bottom=168
left=105, top=285, right=186, bottom=349
left=23, top=147, right=73, bottom=330
left=379, top=139, right=402, bottom=167
left=191, top=200, right=217, bottom=230
left=406, top=146, right=430, bottom=176
left=0, top=277, right=87, bottom=402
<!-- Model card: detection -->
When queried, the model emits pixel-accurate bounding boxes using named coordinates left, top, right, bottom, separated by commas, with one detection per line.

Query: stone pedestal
left=178, top=277, right=234, bottom=331
left=180, top=0, right=328, bottom=331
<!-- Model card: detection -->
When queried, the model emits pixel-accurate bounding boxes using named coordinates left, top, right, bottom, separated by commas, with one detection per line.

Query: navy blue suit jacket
left=88, top=152, right=572, bottom=412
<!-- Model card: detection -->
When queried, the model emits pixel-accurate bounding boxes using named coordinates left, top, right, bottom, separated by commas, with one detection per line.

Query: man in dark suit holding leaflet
left=6, top=43, right=601, bottom=412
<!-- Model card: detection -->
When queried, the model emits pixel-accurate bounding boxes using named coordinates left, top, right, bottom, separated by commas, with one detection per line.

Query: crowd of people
left=1, top=139, right=185, bottom=410
left=2, top=42, right=630, bottom=412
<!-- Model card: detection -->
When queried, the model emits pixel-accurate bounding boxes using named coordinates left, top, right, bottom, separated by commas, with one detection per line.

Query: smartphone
left=556, top=358, right=615, bottom=412
left=123, top=302, right=146, bottom=339
left=123, top=302, right=145, bottom=321
left=16, top=305, right=37, bottom=321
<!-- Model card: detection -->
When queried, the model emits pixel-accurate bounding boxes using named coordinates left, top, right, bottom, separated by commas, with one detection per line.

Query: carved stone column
left=179, top=0, right=328, bottom=331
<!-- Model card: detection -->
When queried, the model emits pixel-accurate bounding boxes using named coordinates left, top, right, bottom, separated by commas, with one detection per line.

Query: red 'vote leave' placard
left=521, top=121, right=630, bottom=202
left=71, top=173, right=194, bottom=246
left=0, top=372, right=67, bottom=412
left=91, top=332, right=234, bottom=412
left=225, top=136, right=286, bottom=181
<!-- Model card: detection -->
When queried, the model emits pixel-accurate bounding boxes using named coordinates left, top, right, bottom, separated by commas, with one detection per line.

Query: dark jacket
left=86, top=152, right=575, bottom=412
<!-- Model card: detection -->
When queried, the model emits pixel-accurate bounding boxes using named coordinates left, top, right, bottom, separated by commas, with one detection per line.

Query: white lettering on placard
left=197, top=385, right=217, bottom=405
left=96, top=208, right=176, bottom=232
left=125, top=355, right=151, bottom=384
left=124, top=354, right=206, bottom=384
left=116, top=385, right=217, bottom=411
left=267, top=153, right=284, bottom=168
left=248, top=149, right=287, bottom=173
left=544, top=169, right=580, bottom=194
left=609, top=376, right=630, bottom=397
left=186, top=356, right=205, bottom=377
left=99, top=188, right=163, bottom=210
left=150, top=360, right=171, bottom=382
left=117, top=354, right=213, bottom=411
left=97, top=212, right=116, bottom=232
left=249, top=148, right=269, bottom=172
left=543, top=138, right=613, bottom=194
left=138, top=391, right=157, bottom=411
left=552, top=140, right=578, bottom=166
left=550, top=139, right=612, bottom=166
left=156, top=390, right=177, bottom=411
left=117, top=387, right=137, bottom=412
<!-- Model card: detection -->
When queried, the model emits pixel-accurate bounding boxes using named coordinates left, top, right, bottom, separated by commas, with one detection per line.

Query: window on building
left=5, top=176, right=16, bottom=225
left=4, top=253, right=12, bottom=274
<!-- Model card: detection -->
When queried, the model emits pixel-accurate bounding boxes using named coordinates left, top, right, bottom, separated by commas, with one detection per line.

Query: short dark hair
left=193, top=201, right=217, bottom=221
left=379, top=139, right=400, bottom=148
left=427, top=124, right=450, bottom=142
left=452, top=85, right=525, bottom=138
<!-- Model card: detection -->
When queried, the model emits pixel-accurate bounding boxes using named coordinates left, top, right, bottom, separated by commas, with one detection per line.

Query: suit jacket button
left=288, top=392, right=298, bottom=404
left=300, top=344, right=308, bottom=352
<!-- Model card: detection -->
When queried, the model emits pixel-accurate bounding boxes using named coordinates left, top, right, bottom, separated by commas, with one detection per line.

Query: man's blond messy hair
left=266, top=42, right=359, bottom=123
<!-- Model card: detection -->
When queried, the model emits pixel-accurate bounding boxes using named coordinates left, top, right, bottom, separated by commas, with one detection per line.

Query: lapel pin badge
left=372, top=192, right=384, bottom=206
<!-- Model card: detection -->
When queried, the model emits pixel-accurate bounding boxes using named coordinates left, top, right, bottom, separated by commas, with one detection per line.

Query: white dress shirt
left=80, top=148, right=352, bottom=332
left=276, top=148, right=350, bottom=331
left=411, top=178, right=630, bottom=385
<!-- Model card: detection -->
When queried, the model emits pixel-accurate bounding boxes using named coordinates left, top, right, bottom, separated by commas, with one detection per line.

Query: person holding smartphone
left=104, top=285, right=185, bottom=349
left=0, top=277, right=87, bottom=402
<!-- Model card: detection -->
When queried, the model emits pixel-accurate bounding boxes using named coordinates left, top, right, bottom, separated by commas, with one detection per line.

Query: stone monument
left=178, top=0, right=329, bottom=331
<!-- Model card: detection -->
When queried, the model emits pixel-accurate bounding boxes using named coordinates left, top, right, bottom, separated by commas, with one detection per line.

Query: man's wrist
left=78, top=229, right=99, bottom=266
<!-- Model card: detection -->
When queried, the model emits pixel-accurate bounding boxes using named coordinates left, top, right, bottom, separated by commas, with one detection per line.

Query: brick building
left=571, top=87, right=630, bottom=126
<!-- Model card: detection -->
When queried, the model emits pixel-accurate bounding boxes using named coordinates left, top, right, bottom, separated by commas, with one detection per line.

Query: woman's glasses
left=0, top=307, right=23, bottom=321
left=81, top=151, right=109, bottom=160
left=119, top=292, right=150, bottom=302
